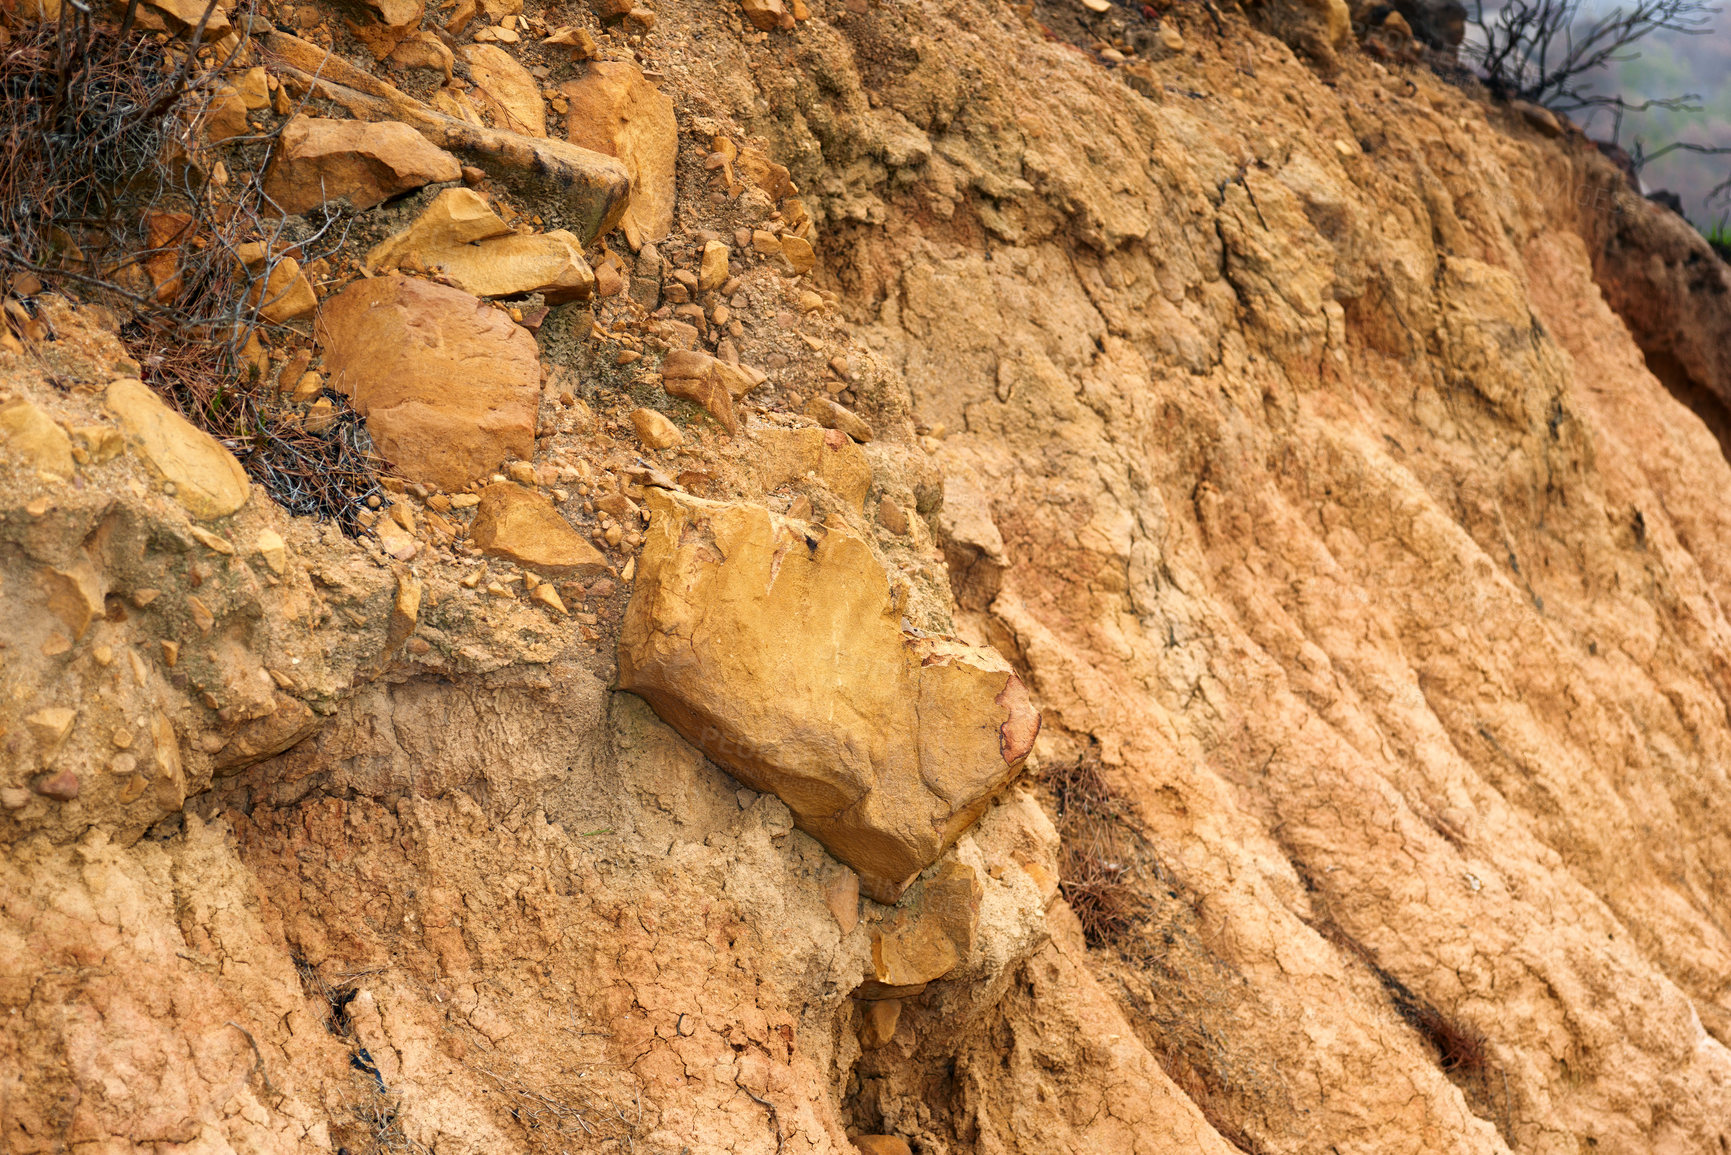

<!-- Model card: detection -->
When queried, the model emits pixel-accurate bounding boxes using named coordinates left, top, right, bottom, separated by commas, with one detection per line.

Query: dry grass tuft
left=1046, top=750, right=1145, bottom=946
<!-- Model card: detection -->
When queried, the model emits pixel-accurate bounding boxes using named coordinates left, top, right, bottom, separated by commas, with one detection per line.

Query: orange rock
left=857, top=998, right=899, bottom=1048
left=541, top=25, right=599, bottom=57
left=131, top=0, right=231, bottom=36
left=698, top=240, right=730, bottom=290
left=780, top=233, right=816, bottom=273
left=234, top=67, right=271, bottom=109
left=465, top=43, right=546, bottom=137
left=262, top=117, right=462, bottom=216
left=561, top=61, right=677, bottom=249
left=105, top=379, right=250, bottom=521
left=315, top=276, right=540, bottom=490
left=631, top=407, right=684, bottom=449
left=345, top=0, right=424, bottom=57
left=870, top=862, right=981, bottom=985
left=619, top=491, right=1040, bottom=901
left=825, top=869, right=860, bottom=933
left=0, top=397, right=74, bottom=479
left=749, top=426, right=873, bottom=511
left=740, top=0, right=785, bottom=30
left=201, top=85, right=248, bottom=143
left=851, top=1138, right=911, bottom=1155
left=662, top=358, right=738, bottom=435
left=365, top=187, right=513, bottom=271
left=805, top=396, right=873, bottom=443
left=387, top=29, right=455, bottom=78
left=236, top=245, right=318, bottom=323
left=470, top=483, right=609, bottom=576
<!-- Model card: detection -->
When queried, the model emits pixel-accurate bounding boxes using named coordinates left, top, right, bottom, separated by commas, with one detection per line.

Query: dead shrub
left=1046, top=749, right=1145, bottom=946
left=0, top=2, right=383, bottom=530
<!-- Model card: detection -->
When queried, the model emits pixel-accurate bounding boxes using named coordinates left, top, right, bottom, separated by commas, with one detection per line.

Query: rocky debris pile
left=0, top=327, right=339, bottom=832
left=619, top=490, right=1040, bottom=902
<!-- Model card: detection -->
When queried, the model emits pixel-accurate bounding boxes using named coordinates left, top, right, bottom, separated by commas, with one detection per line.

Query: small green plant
left=1706, top=211, right=1730, bottom=259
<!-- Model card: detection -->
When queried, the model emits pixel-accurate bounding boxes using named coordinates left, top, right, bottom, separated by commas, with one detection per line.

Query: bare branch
left=1466, top=0, right=1721, bottom=110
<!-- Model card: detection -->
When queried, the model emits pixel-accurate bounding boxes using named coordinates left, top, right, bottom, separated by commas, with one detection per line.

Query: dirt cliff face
left=6, top=0, right=1731, bottom=1152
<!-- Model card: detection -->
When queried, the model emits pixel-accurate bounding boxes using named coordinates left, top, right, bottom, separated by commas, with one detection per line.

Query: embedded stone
left=105, top=379, right=250, bottom=520
left=870, top=862, right=982, bottom=985
left=470, top=483, right=609, bottom=576
left=749, top=426, right=873, bottom=511
left=699, top=240, right=730, bottom=291
left=619, top=491, right=1040, bottom=902
left=631, top=408, right=684, bottom=449
left=806, top=396, right=873, bottom=443
left=0, top=397, right=74, bottom=479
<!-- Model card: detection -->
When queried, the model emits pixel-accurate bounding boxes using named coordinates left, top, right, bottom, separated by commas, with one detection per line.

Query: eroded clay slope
left=6, top=0, right=1731, bottom=1151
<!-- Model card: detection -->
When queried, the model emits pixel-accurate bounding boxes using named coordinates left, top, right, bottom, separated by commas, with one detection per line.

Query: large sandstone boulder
left=314, top=277, right=539, bottom=490
left=263, top=117, right=462, bottom=216
left=561, top=61, right=677, bottom=249
left=619, top=491, right=1041, bottom=902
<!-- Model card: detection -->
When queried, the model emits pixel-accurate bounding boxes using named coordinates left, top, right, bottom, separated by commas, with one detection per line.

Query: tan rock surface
left=13, top=0, right=1731, bottom=1150
left=661, top=352, right=739, bottom=433
left=560, top=61, right=678, bottom=249
left=367, top=190, right=595, bottom=299
left=805, top=396, right=873, bottom=443
left=619, top=490, right=1040, bottom=901
left=698, top=239, right=729, bottom=290
left=105, top=379, right=249, bottom=520
left=346, top=0, right=424, bottom=57
left=662, top=348, right=756, bottom=398
left=869, top=862, right=982, bottom=986
left=631, top=406, right=684, bottom=448
left=424, top=230, right=596, bottom=301
left=263, top=116, right=462, bottom=215
left=314, top=275, right=539, bottom=489
left=469, top=482, right=608, bottom=576
left=387, top=29, right=455, bottom=77
left=200, top=85, right=248, bottom=143
left=0, top=397, right=74, bottom=479
left=751, top=426, right=874, bottom=510
left=237, top=248, right=319, bottom=323
left=365, top=186, right=513, bottom=271
left=741, top=0, right=787, bottom=31
left=464, top=43, right=546, bottom=137
left=132, top=0, right=231, bottom=35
